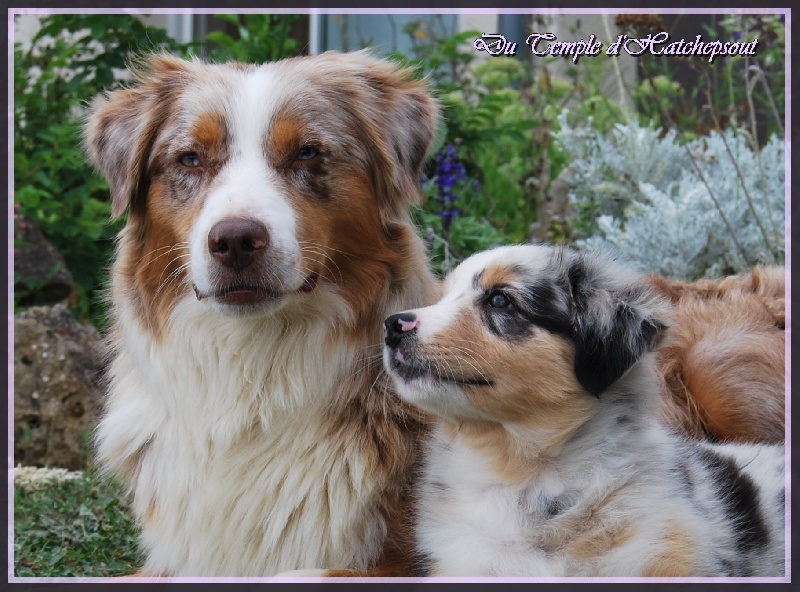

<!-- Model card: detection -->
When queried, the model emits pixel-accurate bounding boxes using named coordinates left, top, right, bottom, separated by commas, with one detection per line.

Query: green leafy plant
left=616, top=13, right=785, bottom=145
left=201, top=14, right=301, bottom=63
left=14, top=15, right=181, bottom=325
left=397, top=13, right=784, bottom=268
left=394, top=20, right=627, bottom=266
left=14, top=470, right=142, bottom=577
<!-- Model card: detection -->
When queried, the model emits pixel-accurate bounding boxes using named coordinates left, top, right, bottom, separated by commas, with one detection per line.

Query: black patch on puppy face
left=565, top=252, right=665, bottom=396
left=573, top=302, right=663, bottom=396
left=698, top=448, right=770, bottom=552
left=518, top=281, right=573, bottom=337
left=473, top=248, right=666, bottom=397
left=479, top=269, right=572, bottom=341
left=474, top=247, right=667, bottom=397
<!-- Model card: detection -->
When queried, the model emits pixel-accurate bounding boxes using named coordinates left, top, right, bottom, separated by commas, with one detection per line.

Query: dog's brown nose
left=208, top=218, right=269, bottom=271
left=384, top=313, right=419, bottom=348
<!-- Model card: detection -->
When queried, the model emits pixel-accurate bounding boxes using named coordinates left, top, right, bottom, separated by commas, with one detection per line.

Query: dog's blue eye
left=488, top=291, right=510, bottom=308
left=179, top=153, right=201, bottom=168
left=298, top=146, right=318, bottom=160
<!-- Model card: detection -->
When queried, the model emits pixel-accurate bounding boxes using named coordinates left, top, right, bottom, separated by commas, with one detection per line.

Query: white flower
left=14, top=465, right=83, bottom=490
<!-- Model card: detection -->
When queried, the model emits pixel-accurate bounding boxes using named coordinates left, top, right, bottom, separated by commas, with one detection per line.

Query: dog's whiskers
left=140, top=243, right=191, bottom=269
left=134, top=243, right=188, bottom=265
left=155, top=259, right=191, bottom=298
left=446, top=346, right=493, bottom=382
left=298, top=240, right=357, bottom=261
left=300, top=248, right=343, bottom=285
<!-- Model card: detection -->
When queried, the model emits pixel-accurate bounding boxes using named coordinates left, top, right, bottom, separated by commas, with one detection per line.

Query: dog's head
left=83, top=51, right=439, bottom=334
left=383, top=245, right=669, bottom=427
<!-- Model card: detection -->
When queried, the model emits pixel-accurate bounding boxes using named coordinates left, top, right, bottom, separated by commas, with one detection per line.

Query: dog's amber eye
left=488, top=291, right=511, bottom=308
left=297, top=146, right=319, bottom=161
left=179, top=153, right=202, bottom=168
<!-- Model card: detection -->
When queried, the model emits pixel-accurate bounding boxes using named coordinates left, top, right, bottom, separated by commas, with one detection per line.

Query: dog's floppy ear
left=83, top=54, right=187, bottom=219
left=325, top=51, right=440, bottom=219
left=564, top=250, right=667, bottom=396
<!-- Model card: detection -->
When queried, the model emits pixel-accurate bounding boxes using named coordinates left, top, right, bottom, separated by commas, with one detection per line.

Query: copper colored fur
left=649, top=267, right=785, bottom=444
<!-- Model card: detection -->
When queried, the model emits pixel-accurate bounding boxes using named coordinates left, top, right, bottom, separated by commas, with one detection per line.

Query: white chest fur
left=415, top=428, right=568, bottom=576
left=96, top=299, right=385, bottom=576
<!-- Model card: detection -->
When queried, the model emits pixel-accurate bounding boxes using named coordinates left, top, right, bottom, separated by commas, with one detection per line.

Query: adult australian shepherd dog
left=382, top=245, right=784, bottom=576
left=83, top=52, right=785, bottom=577
left=84, top=51, right=439, bottom=576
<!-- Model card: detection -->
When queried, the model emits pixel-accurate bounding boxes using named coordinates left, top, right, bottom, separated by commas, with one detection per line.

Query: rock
left=14, top=304, right=105, bottom=470
left=14, top=216, right=74, bottom=305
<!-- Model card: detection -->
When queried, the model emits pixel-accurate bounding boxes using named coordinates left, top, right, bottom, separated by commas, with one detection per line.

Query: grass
left=13, top=467, right=143, bottom=577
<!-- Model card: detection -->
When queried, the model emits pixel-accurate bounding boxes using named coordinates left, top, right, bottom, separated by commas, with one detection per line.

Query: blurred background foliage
left=14, top=15, right=181, bottom=325
left=13, top=12, right=786, bottom=325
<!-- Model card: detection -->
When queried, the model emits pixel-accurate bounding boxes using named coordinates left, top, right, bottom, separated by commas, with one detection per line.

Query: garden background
left=12, top=11, right=786, bottom=577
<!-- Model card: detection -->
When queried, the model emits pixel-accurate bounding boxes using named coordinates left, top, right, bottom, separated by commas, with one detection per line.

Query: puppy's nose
left=384, top=313, right=419, bottom=348
left=208, top=218, right=269, bottom=272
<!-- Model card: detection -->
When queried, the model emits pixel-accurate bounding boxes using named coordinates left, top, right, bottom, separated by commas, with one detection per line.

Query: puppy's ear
left=564, top=250, right=667, bottom=396
left=326, top=51, right=440, bottom=219
left=82, top=54, right=187, bottom=219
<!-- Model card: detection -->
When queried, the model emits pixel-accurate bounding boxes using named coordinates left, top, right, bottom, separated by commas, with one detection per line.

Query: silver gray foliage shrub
left=554, top=112, right=785, bottom=279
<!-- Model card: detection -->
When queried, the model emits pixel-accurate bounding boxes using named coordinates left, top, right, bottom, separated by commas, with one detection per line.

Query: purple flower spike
left=432, top=144, right=477, bottom=231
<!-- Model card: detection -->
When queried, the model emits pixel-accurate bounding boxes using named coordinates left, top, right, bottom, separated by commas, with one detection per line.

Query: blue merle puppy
left=383, top=244, right=785, bottom=577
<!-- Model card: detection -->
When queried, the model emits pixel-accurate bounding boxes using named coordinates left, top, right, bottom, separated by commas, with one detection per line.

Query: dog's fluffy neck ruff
left=96, top=285, right=424, bottom=576
left=117, top=294, right=360, bottom=427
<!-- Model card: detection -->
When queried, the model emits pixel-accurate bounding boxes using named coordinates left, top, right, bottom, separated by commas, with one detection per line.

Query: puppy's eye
left=179, top=153, right=201, bottom=168
left=488, top=291, right=511, bottom=309
left=297, top=146, right=319, bottom=161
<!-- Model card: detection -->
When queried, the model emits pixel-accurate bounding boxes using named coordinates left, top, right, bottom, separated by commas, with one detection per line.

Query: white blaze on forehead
left=413, top=245, right=554, bottom=339
left=189, top=66, right=305, bottom=291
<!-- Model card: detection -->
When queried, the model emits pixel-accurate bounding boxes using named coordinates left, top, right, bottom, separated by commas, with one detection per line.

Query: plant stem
left=601, top=14, right=628, bottom=109
left=744, top=64, right=781, bottom=247
left=703, top=69, right=777, bottom=262
left=683, top=143, right=753, bottom=267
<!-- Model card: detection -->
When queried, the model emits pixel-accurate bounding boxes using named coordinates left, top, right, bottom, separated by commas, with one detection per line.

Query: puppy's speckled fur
left=384, top=245, right=784, bottom=577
